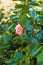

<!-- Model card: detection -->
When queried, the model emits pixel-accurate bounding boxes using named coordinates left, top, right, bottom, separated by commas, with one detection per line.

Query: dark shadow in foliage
left=30, top=56, right=37, bottom=65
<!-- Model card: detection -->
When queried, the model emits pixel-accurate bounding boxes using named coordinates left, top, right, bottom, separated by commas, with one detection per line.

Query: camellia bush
left=0, top=0, right=43, bottom=65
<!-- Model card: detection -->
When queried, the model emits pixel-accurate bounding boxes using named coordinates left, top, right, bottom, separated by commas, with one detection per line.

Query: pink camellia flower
left=15, top=24, right=23, bottom=35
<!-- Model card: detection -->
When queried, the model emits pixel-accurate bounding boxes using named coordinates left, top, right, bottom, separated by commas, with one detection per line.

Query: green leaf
left=37, top=51, right=43, bottom=62
left=0, top=50, right=3, bottom=58
left=12, top=62, right=17, bottom=65
left=15, top=4, right=25, bottom=9
left=20, top=13, right=26, bottom=26
left=30, top=2, right=39, bottom=6
left=32, top=47, right=42, bottom=57
left=5, top=59, right=13, bottom=64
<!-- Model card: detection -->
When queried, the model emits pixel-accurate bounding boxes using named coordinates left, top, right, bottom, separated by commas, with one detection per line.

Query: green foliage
left=0, top=0, right=43, bottom=65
